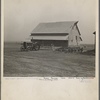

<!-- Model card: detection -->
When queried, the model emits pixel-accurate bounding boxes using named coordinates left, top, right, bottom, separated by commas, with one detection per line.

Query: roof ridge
left=39, top=21, right=78, bottom=24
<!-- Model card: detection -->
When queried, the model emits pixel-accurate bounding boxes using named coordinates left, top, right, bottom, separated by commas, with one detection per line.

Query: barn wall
left=31, top=35, right=68, bottom=40
left=68, top=24, right=81, bottom=47
left=32, top=40, right=68, bottom=47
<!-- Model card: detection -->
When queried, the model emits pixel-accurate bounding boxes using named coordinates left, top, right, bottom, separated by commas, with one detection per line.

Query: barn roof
left=31, top=21, right=79, bottom=34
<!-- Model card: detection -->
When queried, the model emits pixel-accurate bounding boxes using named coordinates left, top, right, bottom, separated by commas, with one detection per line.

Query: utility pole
left=93, top=31, right=96, bottom=50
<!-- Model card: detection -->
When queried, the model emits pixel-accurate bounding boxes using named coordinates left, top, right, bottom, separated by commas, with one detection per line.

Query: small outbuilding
left=30, top=21, right=82, bottom=47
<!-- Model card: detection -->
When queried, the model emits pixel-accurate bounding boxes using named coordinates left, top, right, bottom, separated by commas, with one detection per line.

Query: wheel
left=34, top=45, right=40, bottom=51
left=27, top=46, right=31, bottom=51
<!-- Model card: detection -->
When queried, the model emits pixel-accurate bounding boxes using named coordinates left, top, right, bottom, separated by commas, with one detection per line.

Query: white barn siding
left=31, top=35, right=69, bottom=40
left=68, top=25, right=81, bottom=46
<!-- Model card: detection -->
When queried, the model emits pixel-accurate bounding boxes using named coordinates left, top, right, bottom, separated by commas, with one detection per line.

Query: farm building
left=30, top=21, right=82, bottom=47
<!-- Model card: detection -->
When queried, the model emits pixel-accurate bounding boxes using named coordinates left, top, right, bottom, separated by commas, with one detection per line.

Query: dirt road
left=4, top=43, right=95, bottom=77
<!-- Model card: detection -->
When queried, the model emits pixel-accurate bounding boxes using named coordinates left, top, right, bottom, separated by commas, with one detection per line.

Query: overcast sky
left=4, top=0, right=97, bottom=44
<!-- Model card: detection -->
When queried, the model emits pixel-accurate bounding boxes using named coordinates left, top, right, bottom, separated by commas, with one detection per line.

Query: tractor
left=20, top=42, right=40, bottom=51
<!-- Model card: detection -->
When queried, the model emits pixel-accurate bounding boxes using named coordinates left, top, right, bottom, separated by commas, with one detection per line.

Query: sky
left=4, top=0, right=97, bottom=44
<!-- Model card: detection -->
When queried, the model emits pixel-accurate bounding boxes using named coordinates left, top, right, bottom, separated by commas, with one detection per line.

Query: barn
left=30, top=21, right=82, bottom=47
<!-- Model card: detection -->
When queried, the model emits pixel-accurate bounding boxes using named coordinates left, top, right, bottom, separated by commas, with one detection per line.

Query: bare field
left=4, top=43, right=95, bottom=77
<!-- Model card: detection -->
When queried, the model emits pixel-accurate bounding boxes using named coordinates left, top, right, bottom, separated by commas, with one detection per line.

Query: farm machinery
left=55, top=46, right=83, bottom=53
left=20, top=41, right=83, bottom=53
left=20, top=42, right=40, bottom=51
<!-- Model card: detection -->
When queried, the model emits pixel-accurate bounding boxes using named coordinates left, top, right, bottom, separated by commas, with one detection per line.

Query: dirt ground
left=4, top=43, right=95, bottom=77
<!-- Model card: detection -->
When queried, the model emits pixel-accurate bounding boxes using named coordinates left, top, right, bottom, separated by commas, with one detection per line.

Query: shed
left=30, top=21, right=82, bottom=47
